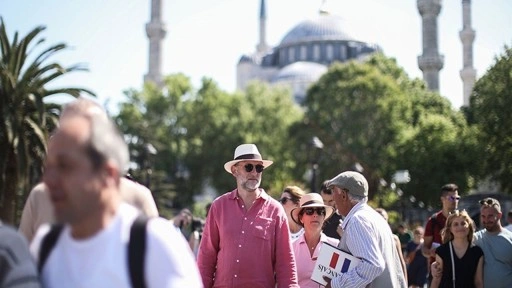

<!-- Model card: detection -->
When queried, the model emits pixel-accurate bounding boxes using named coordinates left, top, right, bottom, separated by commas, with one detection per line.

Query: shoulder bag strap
left=38, top=224, right=64, bottom=273
left=128, top=215, right=149, bottom=288
left=449, top=241, right=456, bottom=288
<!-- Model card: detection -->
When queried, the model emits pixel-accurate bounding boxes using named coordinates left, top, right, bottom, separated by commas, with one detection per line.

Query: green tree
left=0, top=19, right=92, bottom=223
left=304, top=55, right=412, bottom=198
left=116, top=73, right=192, bottom=217
left=183, top=80, right=304, bottom=200
left=468, top=45, right=512, bottom=193
left=115, top=77, right=304, bottom=214
left=302, top=54, right=478, bottom=207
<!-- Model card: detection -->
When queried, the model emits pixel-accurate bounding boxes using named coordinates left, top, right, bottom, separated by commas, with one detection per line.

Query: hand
left=322, top=276, right=332, bottom=288
left=431, top=261, right=442, bottom=278
left=336, top=225, right=344, bottom=237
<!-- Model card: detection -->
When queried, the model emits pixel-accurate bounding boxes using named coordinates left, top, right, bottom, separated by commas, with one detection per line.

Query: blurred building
left=236, top=0, right=381, bottom=104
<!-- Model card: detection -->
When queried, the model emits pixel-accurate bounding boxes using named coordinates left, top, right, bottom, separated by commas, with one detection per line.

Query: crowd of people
left=1, top=98, right=512, bottom=288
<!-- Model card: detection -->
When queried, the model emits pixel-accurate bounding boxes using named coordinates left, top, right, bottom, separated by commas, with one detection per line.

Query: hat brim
left=290, top=204, right=335, bottom=226
left=224, top=159, right=273, bottom=174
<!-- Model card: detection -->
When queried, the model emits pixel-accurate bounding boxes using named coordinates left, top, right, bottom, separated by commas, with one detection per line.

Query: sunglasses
left=279, top=197, right=292, bottom=205
left=447, top=195, right=461, bottom=202
left=479, top=199, right=497, bottom=206
left=243, top=163, right=264, bottom=173
left=303, top=207, right=326, bottom=216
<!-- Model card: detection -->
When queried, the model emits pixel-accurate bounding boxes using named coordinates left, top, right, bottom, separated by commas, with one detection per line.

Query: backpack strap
left=128, top=215, right=149, bottom=288
left=38, top=224, right=64, bottom=273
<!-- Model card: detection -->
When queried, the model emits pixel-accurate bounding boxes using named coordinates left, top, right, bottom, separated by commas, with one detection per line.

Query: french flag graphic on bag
left=311, top=242, right=361, bottom=286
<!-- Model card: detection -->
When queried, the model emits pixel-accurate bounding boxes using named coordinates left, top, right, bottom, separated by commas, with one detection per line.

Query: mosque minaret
left=144, top=0, right=167, bottom=87
left=459, top=0, right=476, bottom=107
left=256, top=0, right=270, bottom=54
left=417, top=0, right=444, bottom=92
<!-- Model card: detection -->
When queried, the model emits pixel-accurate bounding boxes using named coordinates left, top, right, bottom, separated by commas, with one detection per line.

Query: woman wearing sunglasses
left=290, top=193, right=338, bottom=288
left=279, top=186, right=306, bottom=241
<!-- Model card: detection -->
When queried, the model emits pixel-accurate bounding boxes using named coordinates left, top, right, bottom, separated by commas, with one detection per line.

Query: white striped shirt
left=331, top=202, right=406, bottom=288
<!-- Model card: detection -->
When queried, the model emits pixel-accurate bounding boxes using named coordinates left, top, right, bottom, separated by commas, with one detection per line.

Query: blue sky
left=2, top=0, right=511, bottom=111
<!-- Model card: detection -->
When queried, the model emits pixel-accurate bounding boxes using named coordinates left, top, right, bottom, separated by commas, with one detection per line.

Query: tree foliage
left=303, top=54, right=477, bottom=207
left=0, top=19, right=93, bottom=223
left=468, top=45, right=512, bottom=192
left=115, top=76, right=303, bottom=215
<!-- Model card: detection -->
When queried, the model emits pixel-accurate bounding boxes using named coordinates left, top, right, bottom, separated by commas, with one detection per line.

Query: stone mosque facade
left=145, top=0, right=476, bottom=107
left=236, top=0, right=380, bottom=104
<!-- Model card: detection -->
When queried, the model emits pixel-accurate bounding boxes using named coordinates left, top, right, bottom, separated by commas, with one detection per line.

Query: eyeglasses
left=279, top=197, right=292, bottom=205
left=303, top=207, right=326, bottom=216
left=243, top=164, right=264, bottom=173
left=447, top=195, right=461, bottom=202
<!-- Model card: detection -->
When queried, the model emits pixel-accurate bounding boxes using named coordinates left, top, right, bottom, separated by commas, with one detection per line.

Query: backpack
left=37, top=215, right=148, bottom=288
left=0, top=223, right=41, bottom=287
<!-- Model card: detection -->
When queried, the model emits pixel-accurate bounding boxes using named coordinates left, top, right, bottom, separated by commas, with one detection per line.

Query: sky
left=2, top=0, right=511, bottom=111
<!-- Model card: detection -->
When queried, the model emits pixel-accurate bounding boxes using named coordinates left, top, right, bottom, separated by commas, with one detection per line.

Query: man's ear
left=102, top=160, right=121, bottom=185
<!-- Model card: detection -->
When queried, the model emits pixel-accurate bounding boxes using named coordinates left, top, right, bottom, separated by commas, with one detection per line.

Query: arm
left=474, top=255, right=484, bottom=288
left=331, top=219, right=385, bottom=288
left=18, top=193, right=36, bottom=242
left=146, top=218, right=202, bottom=288
left=430, top=255, right=443, bottom=288
left=196, top=204, right=219, bottom=288
left=393, top=235, right=407, bottom=284
left=422, top=218, right=435, bottom=258
left=275, top=209, right=299, bottom=287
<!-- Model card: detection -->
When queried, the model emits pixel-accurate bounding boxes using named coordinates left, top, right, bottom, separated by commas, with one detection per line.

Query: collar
left=341, top=201, right=366, bottom=230
left=228, top=188, right=269, bottom=200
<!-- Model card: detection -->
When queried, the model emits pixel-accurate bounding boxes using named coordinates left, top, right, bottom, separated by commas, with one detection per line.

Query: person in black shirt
left=319, top=180, right=342, bottom=239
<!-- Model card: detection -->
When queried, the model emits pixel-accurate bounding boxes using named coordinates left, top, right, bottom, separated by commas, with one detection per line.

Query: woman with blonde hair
left=278, top=186, right=305, bottom=240
left=431, top=210, right=483, bottom=288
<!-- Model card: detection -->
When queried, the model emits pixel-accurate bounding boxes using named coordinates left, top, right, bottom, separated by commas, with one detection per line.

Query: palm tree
left=0, top=18, right=94, bottom=224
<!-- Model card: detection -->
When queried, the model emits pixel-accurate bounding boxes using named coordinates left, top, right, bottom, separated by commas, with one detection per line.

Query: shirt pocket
left=252, top=217, right=274, bottom=240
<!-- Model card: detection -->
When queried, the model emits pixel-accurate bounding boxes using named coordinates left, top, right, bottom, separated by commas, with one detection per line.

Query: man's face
left=320, top=190, right=335, bottom=208
left=480, top=206, right=502, bottom=232
left=43, top=116, right=105, bottom=224
left=233, top=161, right=263, bottom=192
left=331, top=186, right=349, bottom=216
left=441, top=191, right=460, bottom=212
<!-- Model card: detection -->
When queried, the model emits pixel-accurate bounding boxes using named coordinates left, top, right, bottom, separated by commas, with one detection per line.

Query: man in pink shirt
left=197, top=144, right=298, bottom=288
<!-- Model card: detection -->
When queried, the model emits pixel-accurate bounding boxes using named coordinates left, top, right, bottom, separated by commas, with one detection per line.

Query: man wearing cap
left=197, top=144, right=298, bottom=288
left=323, top=171, right=406, bottom=288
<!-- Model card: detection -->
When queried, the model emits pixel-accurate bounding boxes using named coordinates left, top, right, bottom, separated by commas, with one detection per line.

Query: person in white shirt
left=30, top=98, right=202, bottom=288
left=323, top=171, right=406, bottom=288
left=505, top=209, right=512, bottom=232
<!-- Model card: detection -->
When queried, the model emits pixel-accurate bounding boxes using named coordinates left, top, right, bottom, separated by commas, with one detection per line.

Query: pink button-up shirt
left=292, top=233, right=339, bottom=288
left=197, top=189, right=298, bottom=288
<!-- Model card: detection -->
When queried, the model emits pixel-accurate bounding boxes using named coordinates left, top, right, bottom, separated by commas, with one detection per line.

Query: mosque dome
left=271, top=61, right=328, bottom=103
left=272, top=61, right=327, bottom=82
left=279, top=14, right=354, bottom=47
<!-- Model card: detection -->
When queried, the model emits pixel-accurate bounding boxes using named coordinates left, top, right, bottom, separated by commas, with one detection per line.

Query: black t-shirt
left=436, top=242, right=483, bottom=288
left=322, top=212, right=342, bottom=239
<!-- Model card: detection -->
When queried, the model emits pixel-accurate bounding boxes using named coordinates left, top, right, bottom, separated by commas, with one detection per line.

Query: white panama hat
left=224, top=144, right=273, bottom=174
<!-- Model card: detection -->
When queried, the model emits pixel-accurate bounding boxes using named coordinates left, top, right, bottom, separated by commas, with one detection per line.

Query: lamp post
left=144, top=143, right=157, bottom=189
left=393, top=170, right=411, bottom=222
left=309, top=136, right=324, bottom=193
